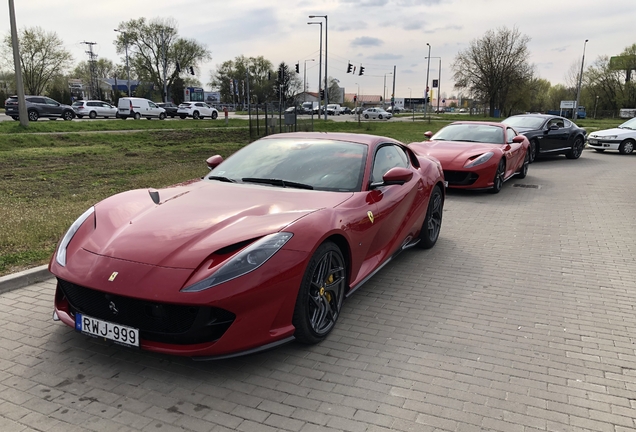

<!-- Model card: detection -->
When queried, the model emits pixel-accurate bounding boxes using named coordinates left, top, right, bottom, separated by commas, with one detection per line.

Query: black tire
left=159, top=112, right=166, bottom=120
left=489, top=158, right=506, bottom=194
left=378, top=114, right=383, bottom=119
left=418, top=185, right=443, bottom=249
left=28, top=110, right=39, bottom=121
left=528, top=139, right=538, bottom=163
left=515, top=150, right=530, bottom=179
left=364, top=114, right=369, bottom=119
left=133, top=112, right=141, bottom=120
left=180, top=115, right=187, bottom=119
left=76, top=115, right=83, bottom=119
left=62, top=111, right=74, bottom=121
left=566, top=136, right=584, bottom=159
left=292, top=242, right=347, bottom=344
left=192, top=111, right=200, bottom=119
left=594, top=149, right=605, bottom=153
left=618, top=139, right=635, bottom=155
left=211, top=111, right=218, bottom=119
left=89, top=111, right=97, bottom=119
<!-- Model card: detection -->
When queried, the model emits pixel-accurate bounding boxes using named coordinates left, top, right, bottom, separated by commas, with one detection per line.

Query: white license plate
left=75, top=313, right=139, bottom=347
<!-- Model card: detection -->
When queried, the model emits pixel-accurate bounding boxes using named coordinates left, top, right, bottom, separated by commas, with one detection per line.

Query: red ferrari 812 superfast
left=50, top=132, right=445, bottom=359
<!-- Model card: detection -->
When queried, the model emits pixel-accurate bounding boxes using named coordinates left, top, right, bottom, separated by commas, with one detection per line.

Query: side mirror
left=380, top=167, right=413, bottom=187
left=424, top=131, right=433, bottom=139
left=504, top=144, right=512, bottom=151
left=206, top=155, right=224, bottom=170
left=512, top=136, right=525, bottom=143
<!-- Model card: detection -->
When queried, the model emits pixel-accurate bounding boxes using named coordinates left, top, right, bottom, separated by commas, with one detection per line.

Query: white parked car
left=177, top=102, right=218, bottom=119
left=72, top=100, right=117, bottom=119
left=362, top=108, right=392, bottom=120
left=117, top=97, right=166, bottom=120
left=587, top=117, right=636, bottom=154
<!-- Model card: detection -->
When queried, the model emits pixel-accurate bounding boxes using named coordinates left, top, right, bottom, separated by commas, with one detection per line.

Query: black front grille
left=57, top=278, right=235, bottom=345
left=443, top=170, right=479, bottom=185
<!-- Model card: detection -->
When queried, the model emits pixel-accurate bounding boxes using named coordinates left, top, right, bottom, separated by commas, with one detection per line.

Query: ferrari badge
left=108, top=272, right=118, bottom=282
left=367, top=211, right=374, bottom=224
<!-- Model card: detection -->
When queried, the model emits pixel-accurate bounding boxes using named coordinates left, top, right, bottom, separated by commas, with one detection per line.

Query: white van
left=117, top=97, right=166, bottom=120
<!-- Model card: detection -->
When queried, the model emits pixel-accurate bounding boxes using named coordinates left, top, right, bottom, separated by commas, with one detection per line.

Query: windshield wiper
left=452, top=139, right=478, bottom=142
left=242, top=177, right=314, bottom=190
left=208, top=175, right=236, bottom=183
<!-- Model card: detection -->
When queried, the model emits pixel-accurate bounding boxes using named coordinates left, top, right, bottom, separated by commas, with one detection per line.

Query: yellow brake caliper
left=323, top=274, right=334, bottom=302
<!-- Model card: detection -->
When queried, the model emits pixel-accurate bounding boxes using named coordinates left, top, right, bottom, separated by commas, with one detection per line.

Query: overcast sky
left=2, top=0, right=633, bottom=100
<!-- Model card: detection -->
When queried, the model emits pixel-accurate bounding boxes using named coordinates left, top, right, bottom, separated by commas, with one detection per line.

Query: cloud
left=424, top=24, right=463, bottom=34
left=396, top=0, right=442, bottom=5
left=368, top=53, right=404, bottom=60
left=351, top=37, right=384, bottom=47
left=401, top=69, right=416, bottom=74
left=404, top=22, right=423, bottom=30
left=340, top=0, right=388, bottom=5
left=552, top=46, right=568, bottom=52
left=333, top=21, right=368, bottom=31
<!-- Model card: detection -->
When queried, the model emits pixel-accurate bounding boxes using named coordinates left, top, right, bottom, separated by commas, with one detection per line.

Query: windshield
left=502, top=116, right=545, bottom=129
left=619, top=117, right=636, bottom=130
left=207, top=138, right=368, bottom=192
left=432, top=124, right=505, bottom=144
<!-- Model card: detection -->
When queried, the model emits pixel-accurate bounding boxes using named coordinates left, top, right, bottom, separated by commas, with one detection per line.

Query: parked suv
left=4, top=95, right=75, bottom=121
left=72, top=100, right=117, bottom=119
left=176, top=102, right=218, bottom=119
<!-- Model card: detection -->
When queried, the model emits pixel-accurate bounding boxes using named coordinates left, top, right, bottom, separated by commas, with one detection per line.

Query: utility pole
left=8, top=0, right=28, bottom=126
left=391, top=65, right=396, bottom=112
left=81, top=41, right=98, bottom=99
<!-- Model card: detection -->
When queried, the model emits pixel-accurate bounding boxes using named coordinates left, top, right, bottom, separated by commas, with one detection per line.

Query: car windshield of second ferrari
left=432, top=124, right=505, bottom=144
left=207, top=138, right=368, bottom=192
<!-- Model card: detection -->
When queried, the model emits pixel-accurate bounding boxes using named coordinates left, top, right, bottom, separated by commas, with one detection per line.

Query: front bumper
left=587, top=138, right=620, bottom=151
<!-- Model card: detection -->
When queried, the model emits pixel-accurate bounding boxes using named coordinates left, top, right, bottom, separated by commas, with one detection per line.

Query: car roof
left=449, top=121, right=506, bottom=128
left=506, top=113, right=562, bottom=119
left=261, top=132, right=402, bottom=147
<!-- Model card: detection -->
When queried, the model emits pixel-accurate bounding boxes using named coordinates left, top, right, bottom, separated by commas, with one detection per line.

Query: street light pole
left=307, top=22, right=322, bottom=116
left=114, top=29, right=131, bottom=96
left=408, top=87, right=413, bottom=122
left=425, top=43, right=431, bottom=118
left=309, top=15, right=328, bottom=120
left=303, top=59, right=314, bottom=102
left=574, top=39, right=588, bottom=120
left=383, top=72, right=392, bottom=109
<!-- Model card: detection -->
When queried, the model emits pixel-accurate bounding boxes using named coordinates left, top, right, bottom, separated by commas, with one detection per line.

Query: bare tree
left=2, top=27, right=73, bottom=95
left=115, top=17, right=211, bottom=102
left=452, top=26, right=533, bottom=117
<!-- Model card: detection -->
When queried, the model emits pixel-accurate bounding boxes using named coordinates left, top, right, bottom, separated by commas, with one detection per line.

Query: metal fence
left=248, top=104, right=314, bottom=139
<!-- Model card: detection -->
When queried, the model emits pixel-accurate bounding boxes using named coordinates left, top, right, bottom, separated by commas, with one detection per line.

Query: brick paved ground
left=1, top=149, right=635, bottom=432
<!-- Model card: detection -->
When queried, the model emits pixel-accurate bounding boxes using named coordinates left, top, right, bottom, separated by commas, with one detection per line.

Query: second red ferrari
left=409, top=121, right=530, bottom=193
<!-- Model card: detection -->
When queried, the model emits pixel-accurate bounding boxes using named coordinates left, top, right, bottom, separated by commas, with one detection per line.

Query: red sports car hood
left=410, top=141, right=500, bottom=166
left=82, top=181, right=352, bottom=269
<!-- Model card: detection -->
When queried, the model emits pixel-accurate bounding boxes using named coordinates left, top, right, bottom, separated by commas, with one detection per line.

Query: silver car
left=362, top=108, right=392, bottom=120
left=72, top=100, right=118, bottom=119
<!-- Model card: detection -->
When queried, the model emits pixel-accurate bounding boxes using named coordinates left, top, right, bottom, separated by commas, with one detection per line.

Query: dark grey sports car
left=502, top=114, right=586, bottom=162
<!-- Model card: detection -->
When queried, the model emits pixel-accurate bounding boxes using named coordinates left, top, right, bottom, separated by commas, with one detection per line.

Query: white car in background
left=177, top=102, right=218, bottom=119
left=72, top=100, right=118, bottom=119
left=587, top=117, right=636, bottom=155
left=362, top=108, right=392, bottom=120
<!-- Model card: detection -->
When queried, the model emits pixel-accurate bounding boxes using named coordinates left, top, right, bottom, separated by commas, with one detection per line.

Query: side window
left=148, top=102, right=157, bottom=108
left=87, top=102, right=98, bottom=107
left=372, top=145, right=409, bottom=183
left=563, top=119, right=572, bottom=128
left=45, top=98, right=59, bottom=106
left=506, top=128, right=516, bottom=143
left=27, top=97, right=43, bottom=103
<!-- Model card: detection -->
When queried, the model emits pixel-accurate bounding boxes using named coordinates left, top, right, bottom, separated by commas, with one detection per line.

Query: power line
left=81, top=41, right=99, bottom=99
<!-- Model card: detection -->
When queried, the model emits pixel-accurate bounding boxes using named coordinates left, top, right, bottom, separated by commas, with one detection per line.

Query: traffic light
left=358, top=65, right=365, bottom=76
left=320, top=89, right=325, bottom=99
left=347, top=63, right=352, bottom=73
left=278, top=67, right=284, bottom=81
left=176, top=61, right=181, bottom=73
left=268, top=71, right=271, bottom=80
left=353, top=95, right=357, bottom=103
left=426, top=96, right=430, bottom=103
left=295, top=63, right=299, bottom=73
left=189, top=66, right=195, bottom=75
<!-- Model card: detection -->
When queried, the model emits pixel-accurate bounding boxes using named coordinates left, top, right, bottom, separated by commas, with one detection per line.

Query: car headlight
left=181, top=232, right=293, bottom=292
left=464, top=152, right=494, bottom=168
left=55, top=207, right=95, bottom=267
left=602, top=135, right=617, bottom=140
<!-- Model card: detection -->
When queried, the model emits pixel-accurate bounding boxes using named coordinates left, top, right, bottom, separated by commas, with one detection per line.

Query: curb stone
left=0, top=265, right=53, bottom=294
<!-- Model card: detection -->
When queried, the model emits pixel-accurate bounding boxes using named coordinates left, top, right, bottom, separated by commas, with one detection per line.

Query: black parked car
left=502, top=114, right=586, bottom=162
left=4, top=95, right=75, bottom=121
left=156, top=102, right=178, bottom=118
